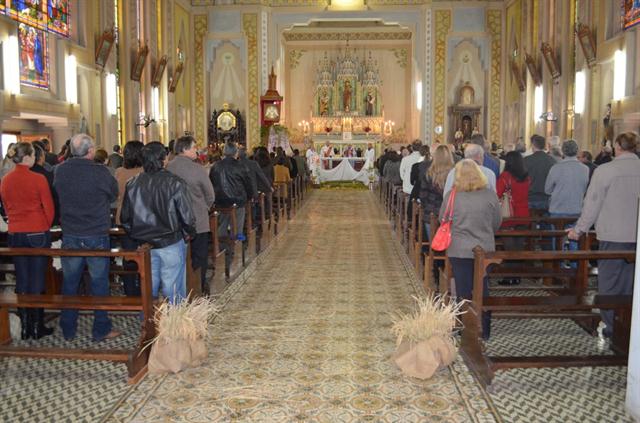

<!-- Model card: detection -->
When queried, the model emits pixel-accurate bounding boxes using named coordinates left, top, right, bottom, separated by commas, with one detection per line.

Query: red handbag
left=431, top=189, right=456, bottom=251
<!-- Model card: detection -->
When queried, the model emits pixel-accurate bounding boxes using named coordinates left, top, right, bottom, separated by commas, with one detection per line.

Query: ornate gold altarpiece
left=309, top=44, right=385, bottom=139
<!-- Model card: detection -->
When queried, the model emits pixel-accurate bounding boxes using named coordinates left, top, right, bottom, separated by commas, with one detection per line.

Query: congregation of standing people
left=0, top=134, right=305, bottom=341
left=377, top=131, right=640, bottom=340
left=1, top=130, right=638, bottom=344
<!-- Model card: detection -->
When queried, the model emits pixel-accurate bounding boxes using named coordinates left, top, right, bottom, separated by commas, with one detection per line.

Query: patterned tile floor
left=0, top=190, right=634, bottom=422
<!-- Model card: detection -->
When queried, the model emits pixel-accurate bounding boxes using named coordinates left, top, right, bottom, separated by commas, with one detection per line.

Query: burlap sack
left=392, top=336, right=457, bottom=379
left=148, top=338, right=207, bottom=374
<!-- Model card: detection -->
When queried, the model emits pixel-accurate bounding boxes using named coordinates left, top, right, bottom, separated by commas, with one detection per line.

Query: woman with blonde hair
left=418, top=144, right=454, bottom=239
left=439, top=159, right=501, bottom=339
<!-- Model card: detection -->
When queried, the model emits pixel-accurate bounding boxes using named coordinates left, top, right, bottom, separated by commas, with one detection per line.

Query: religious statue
left=365, top=90, right=375, bottom=116
left=454, top=128, right=464, bottom=144
left=343, top=80, right=352, bottom=112
left=319, top=89, right=330, bottom=116
left=461, top=116, right=472, bottom=140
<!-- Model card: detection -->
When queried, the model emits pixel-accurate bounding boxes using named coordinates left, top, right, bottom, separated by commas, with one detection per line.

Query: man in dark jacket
left=209, top=142, right=254, bottom=240
left=53, top=134, right=119, bottom=341
left=577, top=150, right=598, bottom=182
left=121, top=142, right=196, bottom=304
left=523, top=134, right=557, bottom=210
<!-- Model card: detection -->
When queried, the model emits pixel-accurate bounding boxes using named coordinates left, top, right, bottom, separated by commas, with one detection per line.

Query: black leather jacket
left=120, top=170, right=196, bottom=248
left=209, top=157, right=254, bottom=207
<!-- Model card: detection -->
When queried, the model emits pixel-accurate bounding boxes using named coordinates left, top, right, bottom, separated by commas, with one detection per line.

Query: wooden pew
left=256, top=193, right=271, bottom=254
left=212, top=205, right=244, bottom=282
left=273, top=184, right=287, bottom=235
left=244, top=199, right=258, bottom=265
left=461, top=247, right=634, bottom=387
left=0, top=246, right=155, bottom=384
left=207, top=211, right=227, bottom=292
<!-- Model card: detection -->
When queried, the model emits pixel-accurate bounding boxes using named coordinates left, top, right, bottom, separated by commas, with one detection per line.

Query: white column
left=627, top=199, right=640, bottom=421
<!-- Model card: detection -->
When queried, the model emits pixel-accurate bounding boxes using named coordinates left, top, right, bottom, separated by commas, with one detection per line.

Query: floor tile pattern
left=106, top=190, right=497, bottom=422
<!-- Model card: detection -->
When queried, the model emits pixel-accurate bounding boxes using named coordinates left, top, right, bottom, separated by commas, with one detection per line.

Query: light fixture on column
left=3, top=35, right=20, bottom=95
left=534, top=85, right=544, bottom=121
left=106, top=73, right=117, bottom=115
left=151, top=86, right=160, bottom=120
left=613, top=50, right=626, bottom=101
left=574, top=70, right=586, bottom=115
left=65, top=54, right=77, bottom=104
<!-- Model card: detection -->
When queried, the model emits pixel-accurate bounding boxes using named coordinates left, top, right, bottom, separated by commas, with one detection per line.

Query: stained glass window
left=18, top=23, right=49, bottom=89
left=8, top=0, right=47, bottom=31
left=0, top=1, right=69, bottom=37
left=47, top=0, right=69, bottom=37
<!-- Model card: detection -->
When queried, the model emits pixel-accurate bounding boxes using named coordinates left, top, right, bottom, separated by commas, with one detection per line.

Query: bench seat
left=0, top=293, right=143, bottom=311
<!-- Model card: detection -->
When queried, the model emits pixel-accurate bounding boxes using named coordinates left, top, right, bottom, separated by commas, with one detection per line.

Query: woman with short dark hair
left=0, top=142, right=55, bottom=339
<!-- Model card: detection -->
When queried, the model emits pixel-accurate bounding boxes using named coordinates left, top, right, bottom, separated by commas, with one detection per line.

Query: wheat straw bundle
left=390, top=295, right=466, bottom=379
left=148, top=297, right=220, bottom=374
left=153, top=296, right=219, bottom=343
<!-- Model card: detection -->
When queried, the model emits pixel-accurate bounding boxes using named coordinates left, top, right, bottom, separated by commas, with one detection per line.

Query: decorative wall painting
left=131, top=44, right=149, bottom=82
left=576, top=23, right=596, bottom=67
left=95, top=28, right=115, bottom=68
left=624, top=0, right=640, bottom=29
left=152, top=55, right=168, bottom=87
left=18, top=23, right=49, bottom=89
left=541, top=42, right=561, bottom=80
left=168, top=62, right=184, bottom=93
left=524, top=52, right=542, bottom=86
left=509, top=58, right=525, bottom=92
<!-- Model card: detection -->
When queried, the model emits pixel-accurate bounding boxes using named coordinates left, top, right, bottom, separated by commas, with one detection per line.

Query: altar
left=317, top=158, right=376, bottom=185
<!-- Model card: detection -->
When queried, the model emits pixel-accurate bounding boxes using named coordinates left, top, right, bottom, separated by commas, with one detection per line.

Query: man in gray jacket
left=568, top=132, right=640, bottom=337
left=167, top=136, right=215, bottom=295
left=545, top=140, right=589, bottom=254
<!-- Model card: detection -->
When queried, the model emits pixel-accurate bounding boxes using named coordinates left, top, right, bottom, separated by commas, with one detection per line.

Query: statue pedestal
left=342, top=131, right=352, bottom=141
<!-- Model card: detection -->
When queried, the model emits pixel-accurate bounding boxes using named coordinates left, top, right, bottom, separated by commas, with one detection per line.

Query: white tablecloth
left=317, top=158, right=376, bottom=185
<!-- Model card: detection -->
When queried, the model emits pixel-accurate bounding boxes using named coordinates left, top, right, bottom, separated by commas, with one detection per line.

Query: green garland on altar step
left=318, top=181, right=368, bottom=190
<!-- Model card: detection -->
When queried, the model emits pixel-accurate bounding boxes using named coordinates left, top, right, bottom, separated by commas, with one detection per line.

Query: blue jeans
left=8, top=231, right=51, bottom=294
left=151, top=239, right=187, bottom=304
left=59, top=235, right=112, bottom=341
left=550, top=213, right=580, bottom=267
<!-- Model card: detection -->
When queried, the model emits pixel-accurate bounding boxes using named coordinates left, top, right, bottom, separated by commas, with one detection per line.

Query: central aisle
left=110, top=190, right=496, bottom=422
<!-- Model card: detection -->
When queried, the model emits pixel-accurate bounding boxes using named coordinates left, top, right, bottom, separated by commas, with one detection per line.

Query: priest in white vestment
left=320, top=141, right=334, bottom=169
left=364, top=143, right=376, bottom=165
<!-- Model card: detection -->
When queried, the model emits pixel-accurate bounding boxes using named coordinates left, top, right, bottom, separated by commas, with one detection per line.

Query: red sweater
left=497, top=171, right=530, bottom=227
left=0, top=165, right=54, bottom=233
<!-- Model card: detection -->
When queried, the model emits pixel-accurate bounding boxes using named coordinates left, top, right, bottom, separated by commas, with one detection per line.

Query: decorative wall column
left=243, top=13, right=259, bottom=148
left=194, top=14, right=208, bottom=146
left=424, top=8, right=432, bottom=143
left=486, top=9, right=502, bottom=145
left=433, top=9, right=451, bottom=142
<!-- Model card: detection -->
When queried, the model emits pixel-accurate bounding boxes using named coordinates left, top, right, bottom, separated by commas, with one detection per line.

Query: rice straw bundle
left=390, top=295, right=466, bottom=347
left=153, top=297, right=220, bottom=344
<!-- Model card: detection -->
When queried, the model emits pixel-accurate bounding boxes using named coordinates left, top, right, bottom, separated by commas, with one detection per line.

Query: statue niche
left=449, top=82, right=482, bottom=146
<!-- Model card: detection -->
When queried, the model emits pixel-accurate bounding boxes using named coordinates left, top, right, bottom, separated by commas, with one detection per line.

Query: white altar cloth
left=317, top=158, right=376, bottom=185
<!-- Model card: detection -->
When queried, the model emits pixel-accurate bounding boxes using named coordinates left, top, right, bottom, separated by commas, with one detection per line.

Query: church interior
left=1, top=0, right=640, bottom=421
